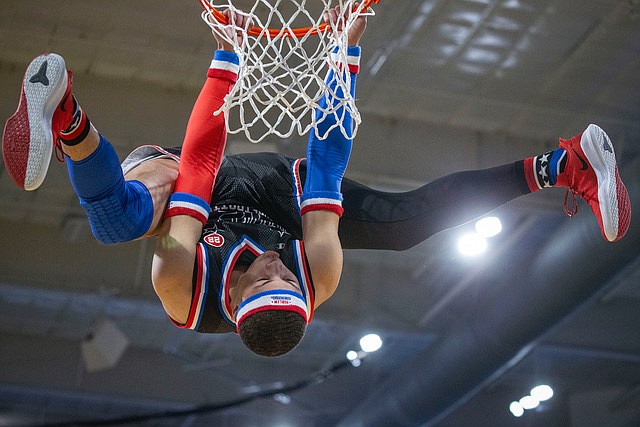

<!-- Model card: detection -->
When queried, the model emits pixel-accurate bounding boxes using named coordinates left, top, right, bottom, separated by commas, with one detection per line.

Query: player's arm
left=302, top=5, right=367, bottom=307
left=151, top=12, right=250, bottom=324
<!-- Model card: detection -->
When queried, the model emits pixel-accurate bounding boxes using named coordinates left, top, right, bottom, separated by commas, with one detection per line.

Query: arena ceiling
left=0, top=1, right=639, bottom=426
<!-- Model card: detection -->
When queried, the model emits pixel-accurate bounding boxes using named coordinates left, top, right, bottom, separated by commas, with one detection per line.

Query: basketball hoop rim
left=198, top=0, right=380, bottom=38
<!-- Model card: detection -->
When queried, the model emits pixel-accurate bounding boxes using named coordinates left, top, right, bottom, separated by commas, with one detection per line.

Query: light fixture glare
left=457, top=233, right=487, bottom=256
left=346, top=350, right=358, bottom=361
left=519, top=395, right=540, bottom=410
left=531, top=384, right=554, bottom=401
left=359, top=334, right=383, bottom=353
left=475, top=216, right=502, bottom=237
left=509, top=401, right=524, bottom=417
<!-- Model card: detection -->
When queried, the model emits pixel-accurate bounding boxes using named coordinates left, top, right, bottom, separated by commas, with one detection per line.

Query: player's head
left=232, top=251, right=310, bottom=357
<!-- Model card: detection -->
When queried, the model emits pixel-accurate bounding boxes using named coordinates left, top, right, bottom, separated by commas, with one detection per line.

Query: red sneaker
left=2, top=53, right=73, bottom=190
left=556, top=124, right=631, bottom=242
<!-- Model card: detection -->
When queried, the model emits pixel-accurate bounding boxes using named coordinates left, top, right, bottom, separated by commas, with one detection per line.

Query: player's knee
left=81, top=180, right=154, bottom=244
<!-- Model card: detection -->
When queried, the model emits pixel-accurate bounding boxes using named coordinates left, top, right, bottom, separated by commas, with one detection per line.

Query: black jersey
left=122, top=147, right=315, bottom=334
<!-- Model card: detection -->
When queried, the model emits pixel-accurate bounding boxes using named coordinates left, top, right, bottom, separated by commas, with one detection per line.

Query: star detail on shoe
left=29, top=60, right=50, bottom=86
left=539, top=166, right=551, bottom=187
left=535, top=154, right=553, bottom=187
left=539, top=153, right=550, bottom=165
left=601, top=134, right=613, bottom=153
left=540, top=167, right=548, bottom=180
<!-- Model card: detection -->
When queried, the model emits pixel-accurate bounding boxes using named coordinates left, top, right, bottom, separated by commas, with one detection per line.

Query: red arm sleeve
left=173, top=51, right=239, bottom=203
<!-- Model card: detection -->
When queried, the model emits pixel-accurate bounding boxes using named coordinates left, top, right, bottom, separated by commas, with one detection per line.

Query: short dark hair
left=238, top=310, right=307, bottom=357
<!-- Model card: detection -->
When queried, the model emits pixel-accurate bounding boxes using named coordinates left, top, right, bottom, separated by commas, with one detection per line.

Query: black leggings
left=338, top=162, right=530, bottom=250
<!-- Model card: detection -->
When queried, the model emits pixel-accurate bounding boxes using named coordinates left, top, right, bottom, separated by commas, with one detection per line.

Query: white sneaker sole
left=580, top=123, right=620, bottom=242
left=2, top=53, right=68, bottom=190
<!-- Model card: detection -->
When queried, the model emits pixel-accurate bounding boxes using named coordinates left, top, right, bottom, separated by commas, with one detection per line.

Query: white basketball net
left=199, top=0, right=375, bottom=143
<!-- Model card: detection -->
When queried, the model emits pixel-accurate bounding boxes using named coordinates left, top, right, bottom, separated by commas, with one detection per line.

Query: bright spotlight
left=346, top=350, right=359, bottom=361
left=531, top=384, right=554, bottom=401
left=457, top=233, right=487, bottom=256
left=359, top=334, right=382, bottom=353
left=475, top=216, right=502, bottom=237
left=509, top=401, right=524, bottom=417
left=519, top=395, right=540, bottom=410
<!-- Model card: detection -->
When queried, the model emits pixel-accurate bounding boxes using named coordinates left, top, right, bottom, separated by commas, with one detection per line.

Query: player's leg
left=339, top=162, right=529, bottom=250
left=339, top=124, right=630, bottom=249
left=2, top=53, right=159, bottom=244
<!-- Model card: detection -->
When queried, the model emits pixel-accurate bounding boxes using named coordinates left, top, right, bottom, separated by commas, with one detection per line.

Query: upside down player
left=2, top=7, right=631, bottom=357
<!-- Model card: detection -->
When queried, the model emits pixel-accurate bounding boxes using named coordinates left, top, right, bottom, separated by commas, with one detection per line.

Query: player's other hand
left=324, top=2, right=369, bottom=46
left=211, top=9, right=253, bottom=51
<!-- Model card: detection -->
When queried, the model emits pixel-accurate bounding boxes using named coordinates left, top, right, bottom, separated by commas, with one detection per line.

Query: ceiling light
left=359, top=333, right=383, bottom=353
left=531, top=384, right=554, bottom=401
left=350, top=358, right=362, bottom=367
left=457, top=233, right=487, bottom=256
left=475, top=216, right=502, bottom=237
left=509, top=401, right=524, bottom=417
left=273, top=393, right=291, bottom=405
left=519, top=395, right=540, bottom=410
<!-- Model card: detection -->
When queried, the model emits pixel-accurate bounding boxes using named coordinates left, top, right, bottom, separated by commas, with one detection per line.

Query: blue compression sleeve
left=66, top=135, right=154, bottom=244
left=301, top=46, right=360, bottom=216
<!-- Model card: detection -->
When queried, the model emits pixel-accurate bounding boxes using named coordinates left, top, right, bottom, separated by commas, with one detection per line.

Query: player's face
left=232, top=251, right=302, bottom=316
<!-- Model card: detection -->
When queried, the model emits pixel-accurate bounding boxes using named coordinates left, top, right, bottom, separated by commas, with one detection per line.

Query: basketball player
left=2, top=7, right=630, bottom=357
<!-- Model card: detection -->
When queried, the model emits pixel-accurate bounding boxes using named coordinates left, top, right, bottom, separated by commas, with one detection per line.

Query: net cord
left=199, top=0, right=376, bottom=143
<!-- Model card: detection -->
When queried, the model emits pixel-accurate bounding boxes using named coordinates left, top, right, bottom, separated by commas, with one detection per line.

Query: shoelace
left=563, top=189, right=579, bottom=218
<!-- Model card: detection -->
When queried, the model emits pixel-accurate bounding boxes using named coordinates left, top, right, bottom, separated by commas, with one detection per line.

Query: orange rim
left=199, top=0, right=380, bottom=38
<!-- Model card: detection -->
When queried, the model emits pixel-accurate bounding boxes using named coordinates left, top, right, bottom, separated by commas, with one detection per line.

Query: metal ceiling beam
left=338, top=158, right=640, bottom=427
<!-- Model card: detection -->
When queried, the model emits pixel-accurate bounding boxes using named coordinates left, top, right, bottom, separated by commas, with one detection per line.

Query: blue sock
left=548, top=148, right=567, bottom=185
left=531, top=148, right=567, bottom=189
